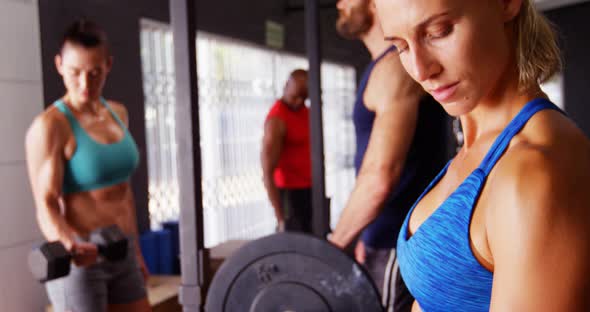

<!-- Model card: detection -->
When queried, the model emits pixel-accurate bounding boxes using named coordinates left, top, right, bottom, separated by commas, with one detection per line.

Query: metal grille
left=197, top=33, right=277, bottom=246
left=320, top=63, right=357, bottom=229
left=140, top=21, right=180, bottom=229
left=140, top=20, right=356, bottom=247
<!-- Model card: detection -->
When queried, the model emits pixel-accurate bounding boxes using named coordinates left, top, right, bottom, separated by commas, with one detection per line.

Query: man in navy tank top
left=329, top=1, right=452, bottom=311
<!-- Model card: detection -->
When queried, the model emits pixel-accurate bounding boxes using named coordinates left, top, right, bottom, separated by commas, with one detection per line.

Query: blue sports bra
left=397, top=98, right=562, bottom=311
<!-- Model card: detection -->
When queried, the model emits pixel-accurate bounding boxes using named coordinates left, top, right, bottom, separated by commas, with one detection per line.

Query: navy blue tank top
left=397, top=99, right=562, bottom=311
left=353, top=46, right=450, bottom=248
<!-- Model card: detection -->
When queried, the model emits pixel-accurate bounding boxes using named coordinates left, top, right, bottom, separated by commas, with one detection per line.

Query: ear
left=54, top=54, right=63, bottom=75
left=106, top=55, right=113, bottom=73
left=368, top=0, right=377, bottom=15
left=501, top=0, right=524, bottom=22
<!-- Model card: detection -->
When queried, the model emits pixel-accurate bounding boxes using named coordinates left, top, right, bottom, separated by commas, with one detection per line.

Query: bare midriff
left=62, top=182, right=136, bottom=239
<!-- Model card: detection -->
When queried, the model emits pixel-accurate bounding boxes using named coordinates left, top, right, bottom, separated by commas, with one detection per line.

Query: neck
left=459, top=80, right=545, bottom=150
left=64, top=94, right=102, bottom=115
left=360, top=22, right=391, bottom=60
left=280, top=97, right=300, bottom=111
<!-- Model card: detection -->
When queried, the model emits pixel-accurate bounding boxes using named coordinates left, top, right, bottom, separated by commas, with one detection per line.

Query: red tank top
left=265, top=100, right=312, bottom=188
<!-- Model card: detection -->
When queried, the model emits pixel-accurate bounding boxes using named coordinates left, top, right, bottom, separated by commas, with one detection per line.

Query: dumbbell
left=28, top=224, right=128, bottom=283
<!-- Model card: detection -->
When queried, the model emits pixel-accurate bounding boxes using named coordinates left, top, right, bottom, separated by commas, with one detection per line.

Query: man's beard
left=336, top=2, right=374, bottom=40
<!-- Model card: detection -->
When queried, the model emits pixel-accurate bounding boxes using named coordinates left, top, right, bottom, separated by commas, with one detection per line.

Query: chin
left=83, top=93, right=99, bottom=101
left=438, top=97, right=476, bottom=117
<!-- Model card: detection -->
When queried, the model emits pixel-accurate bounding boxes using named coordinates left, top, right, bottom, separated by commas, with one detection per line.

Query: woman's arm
left=25, top=113, right=77, bottom=249
left=488, top=148, right=590, bottom=311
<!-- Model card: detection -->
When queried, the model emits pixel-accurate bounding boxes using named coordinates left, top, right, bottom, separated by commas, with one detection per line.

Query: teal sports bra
left=54, top=98, right=140, bottom=194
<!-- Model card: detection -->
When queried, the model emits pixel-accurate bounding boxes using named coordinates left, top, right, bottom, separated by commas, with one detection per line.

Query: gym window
left=140, top=19, right=356, bottom=247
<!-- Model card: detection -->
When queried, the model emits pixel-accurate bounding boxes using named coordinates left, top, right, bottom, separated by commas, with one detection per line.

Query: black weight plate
left=206, top=232, right=383, bottom=312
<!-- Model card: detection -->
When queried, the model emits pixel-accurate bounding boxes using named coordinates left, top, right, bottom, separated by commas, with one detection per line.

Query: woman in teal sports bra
left=374, top=0, right=590, bottom=311
left=25, top=20, right=150, bottom=311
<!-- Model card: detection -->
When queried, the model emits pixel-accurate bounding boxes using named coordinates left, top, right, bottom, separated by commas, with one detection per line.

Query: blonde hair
left=515, top=0, right=562, bottom=90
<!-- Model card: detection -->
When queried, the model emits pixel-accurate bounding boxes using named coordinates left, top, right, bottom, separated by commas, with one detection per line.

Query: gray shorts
left=380, top=248, right=413, bottom=312
left=363, top=246, right=413, bottom=312
left=46, top=238, right=147, bottom=312
left=363, top=245, right=392, bottom=296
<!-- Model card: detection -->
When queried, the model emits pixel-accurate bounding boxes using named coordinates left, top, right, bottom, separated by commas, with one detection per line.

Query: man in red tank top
left=261, top=69, right=312, bottom=233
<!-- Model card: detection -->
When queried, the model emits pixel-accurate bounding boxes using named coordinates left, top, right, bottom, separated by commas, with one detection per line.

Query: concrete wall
left=0, top=0, right=48, bottom=310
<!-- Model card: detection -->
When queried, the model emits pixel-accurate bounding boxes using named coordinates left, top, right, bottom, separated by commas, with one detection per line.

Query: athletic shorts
left=45, top=238, right=147, bottom=312
left=278, top=187, right=313, bottom=233
left=382, top=248, right=414, bottom=312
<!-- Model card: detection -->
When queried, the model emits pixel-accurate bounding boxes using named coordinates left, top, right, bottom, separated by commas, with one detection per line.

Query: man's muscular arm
left=331, top=54, right=424, bottom=248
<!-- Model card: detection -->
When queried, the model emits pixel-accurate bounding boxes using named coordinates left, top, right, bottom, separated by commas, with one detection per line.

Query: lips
left=429, top=82, right=459, bottom=102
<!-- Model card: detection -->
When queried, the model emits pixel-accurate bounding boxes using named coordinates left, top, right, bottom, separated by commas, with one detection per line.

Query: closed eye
left=426, top=24, right=453, bottom=40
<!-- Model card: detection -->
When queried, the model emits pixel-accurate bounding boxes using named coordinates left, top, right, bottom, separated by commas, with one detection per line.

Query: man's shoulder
left=266, top=100, right=290, bottom=130
left=267, top=100, right=285, bottom=117
left=271, top=99, right=287, bottom=111
left=364, top=52, right=423, bottom=115
left=369, top=52, right=405, bottom=83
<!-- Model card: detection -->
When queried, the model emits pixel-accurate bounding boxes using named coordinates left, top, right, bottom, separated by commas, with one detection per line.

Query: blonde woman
left=374, top=0, right=590, bottom=311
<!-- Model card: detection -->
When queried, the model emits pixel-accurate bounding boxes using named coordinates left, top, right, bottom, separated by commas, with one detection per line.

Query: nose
left=79, top=72, right=90, bottom=91
left=408, top=45, right=442, bottom=83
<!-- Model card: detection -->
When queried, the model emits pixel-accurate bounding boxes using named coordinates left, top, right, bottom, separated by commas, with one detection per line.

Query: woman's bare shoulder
left=489, top=108, right=590, bottom=217
left=105, top=100, right=129, bottom=125
left=28, top=105, right=70, bottom=140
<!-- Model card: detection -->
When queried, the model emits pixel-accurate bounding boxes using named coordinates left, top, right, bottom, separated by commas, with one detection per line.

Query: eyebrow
left=384, top=11, right=451, bottom=41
